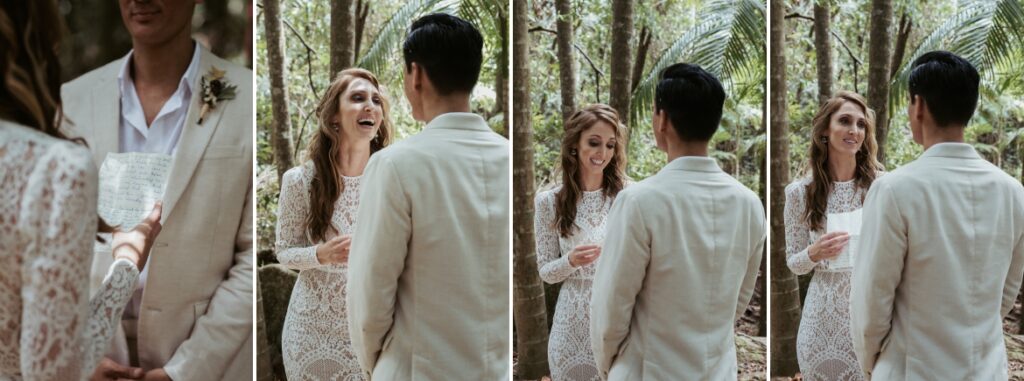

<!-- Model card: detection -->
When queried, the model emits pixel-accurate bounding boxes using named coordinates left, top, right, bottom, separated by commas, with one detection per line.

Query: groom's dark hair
left=655, top=63, right=726, bottom=142
left=908, top=51, right=979, bottom=128
left=403, top=13, right=483, bottom=96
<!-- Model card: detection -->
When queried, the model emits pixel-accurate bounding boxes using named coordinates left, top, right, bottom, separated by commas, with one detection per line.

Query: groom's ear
left=409, top=62, right=424, bottom=91
left=909, top=94, right=925, bottom=124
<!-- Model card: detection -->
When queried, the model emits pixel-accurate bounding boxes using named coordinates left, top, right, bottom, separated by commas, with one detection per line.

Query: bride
left=275, top=68, right=393, bottom=380
left=0, top=2, right=162, bottom=380
left=784, top=91, right=882, bottom=381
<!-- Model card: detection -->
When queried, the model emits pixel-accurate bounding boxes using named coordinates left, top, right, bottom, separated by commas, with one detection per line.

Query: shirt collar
left=659, top=156, right=723, bottom=174
left=920, top=142, right=981, bottom=160
left=423, top=112, right=491, bottom=132
left=117, top=42, right=202, bottom=98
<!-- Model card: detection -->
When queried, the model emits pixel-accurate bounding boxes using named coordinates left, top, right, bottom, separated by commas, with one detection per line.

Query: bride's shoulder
left=281, top=162, right=315, bottom=187
left=534, top=185, right=561, bottom=204
left=784, top=177, right=811, bottom=197
left=1, top=121, right=94, bottom=174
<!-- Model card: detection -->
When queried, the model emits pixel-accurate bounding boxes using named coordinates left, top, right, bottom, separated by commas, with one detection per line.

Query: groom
left=851, top=51, right=1024, bottom=380
left=346, top=13, right=510, bottom=380
left=589, top=63, right=765, bottom=380
left=61, top=1, right=253, bottom=380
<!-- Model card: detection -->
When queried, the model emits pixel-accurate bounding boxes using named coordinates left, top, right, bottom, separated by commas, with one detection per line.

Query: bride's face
left=331, top=78, right=384, bottom=144
left=119, top=0, right=198, bottom=45
left=824, top=101, right=867, bottom=157
left=575, top=121, right=617, bottom=178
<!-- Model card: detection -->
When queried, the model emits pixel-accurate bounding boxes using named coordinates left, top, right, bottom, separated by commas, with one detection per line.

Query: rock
left=738, top=334, right=767, bottom=380
left=258, top=264, right=298, bottom=380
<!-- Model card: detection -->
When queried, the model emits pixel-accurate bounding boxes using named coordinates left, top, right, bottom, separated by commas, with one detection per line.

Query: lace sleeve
left=18, top=144, right=96, bottom=380
left=83, top=259, right=139, bottom=377
left=275, top=167, right=322, bottom=270
left=784, top=181, right=818, bottom=275
left=534, top=191, right=576, bottom=283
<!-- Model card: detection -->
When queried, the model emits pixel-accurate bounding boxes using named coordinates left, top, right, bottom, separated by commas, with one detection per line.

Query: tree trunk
left=265, top=0, right=296, bottom=181
left=609, top=0, right=635, bottom=144
left=354, top=0, right=370, bottom=63
left=813, top=1, right=833, bottom=105
left=256, top=280, right=274, bottom=381
left=866, top=0, right=895, bottom=165
left=770, top=0, right=802, bottom=376
left=890, top=11, right=912, bottom=80
left=513, top=0, right=550, bottom=378
left=555, top=0, right=578, bottom=124
left=495, top=10, right=509, bottom=137
left=630, top=26, right=652, bottom=93
left=331, top=0, right=355, bottom=75
left=758, top=87, right=768, bottom=338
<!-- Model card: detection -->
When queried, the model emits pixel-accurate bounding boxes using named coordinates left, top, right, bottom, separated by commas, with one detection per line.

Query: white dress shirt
left=117, top=43, right=201, bottom=319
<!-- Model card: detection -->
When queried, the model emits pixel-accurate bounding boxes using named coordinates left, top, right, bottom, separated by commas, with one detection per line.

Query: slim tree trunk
left=265, top=0, right=295, bottom=181
left=513, top=0, right=550, bottom=378
left=609, top=0, right=635, bottom=144
left=866, top=0, right=895, bottom=165
left=889, top=11, right=912, bottom=80
left=555, top=0, right=578, bottom=124
left=758, top=87, right=768, bottom=338
left=331, top=0, right=355, bottom=75
left=813, top=1, right=833, bottom=105
left=353, top=0, right=369, bottom=63
left=770, top=0, right=801, bottom=376
left=630, top=26, right=652, bottom=93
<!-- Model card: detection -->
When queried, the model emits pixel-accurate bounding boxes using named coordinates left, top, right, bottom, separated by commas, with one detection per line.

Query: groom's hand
left=139, top=368, right=172, bottom=381
left=90, top=357, right=143, bottom=381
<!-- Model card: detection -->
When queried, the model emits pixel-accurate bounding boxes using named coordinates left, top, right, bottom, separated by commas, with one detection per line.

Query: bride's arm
left=784, top=182, right=817, bottom=275
left=274, top=168, right=325, bottom=270
left=534, top=191, right=577, bottom=283
left=18, top=144, right=97, bottom=380
left=82, top=259, right=139, bottom=377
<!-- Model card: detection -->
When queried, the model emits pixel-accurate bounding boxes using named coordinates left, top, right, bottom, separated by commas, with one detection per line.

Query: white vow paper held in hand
left=97, top=152, right=173, bottom=230
left=825, top=209, right=862, bottom=270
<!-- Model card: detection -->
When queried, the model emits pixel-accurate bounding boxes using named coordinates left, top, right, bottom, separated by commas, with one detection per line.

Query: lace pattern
left=0, top=123, right=138, bottom=380
left=534, top=187, right=616, bottom=381
left=275, top=165, right=363, bottom=381
left=784, top=178, right=867, bottom=381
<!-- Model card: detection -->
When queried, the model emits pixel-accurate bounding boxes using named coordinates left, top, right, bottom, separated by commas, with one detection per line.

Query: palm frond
left=355, top=0, right=458, bottom=75
left=629, top=0, right=765, bottom=124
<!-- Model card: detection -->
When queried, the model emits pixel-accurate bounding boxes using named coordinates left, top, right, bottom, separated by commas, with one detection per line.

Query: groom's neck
left=420, top=93, right=472, bottom=124
left=921, top=123, right=966, bottom=150
left=130, top=37, right=194, bottom=88
left=665, top=139, right=709, bottom=162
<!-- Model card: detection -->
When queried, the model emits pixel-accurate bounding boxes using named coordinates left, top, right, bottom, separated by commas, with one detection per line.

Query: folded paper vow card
left=97, top=152, right=172, bottom=229
left=826, top=209, right=862, bottom=270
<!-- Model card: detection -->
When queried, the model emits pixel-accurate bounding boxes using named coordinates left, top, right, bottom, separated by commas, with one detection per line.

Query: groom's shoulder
left=62, top=58, right=125, bottom=95
left=205, top=51, right=253, bottom=95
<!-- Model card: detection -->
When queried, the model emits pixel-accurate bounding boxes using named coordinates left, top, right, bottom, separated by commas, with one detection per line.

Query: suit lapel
left=88, top=64, right=122, bottom=165
left=160, top=47, right=227, bottom=221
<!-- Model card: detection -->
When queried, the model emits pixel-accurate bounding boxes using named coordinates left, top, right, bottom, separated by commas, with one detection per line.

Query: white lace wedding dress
left=534, top=186, right=618, bottom=381
left=0, top=121, right=139, bottom=380
left=784, top=177, right=866, bottom=381
left=275, top=164, right=363, bottom=381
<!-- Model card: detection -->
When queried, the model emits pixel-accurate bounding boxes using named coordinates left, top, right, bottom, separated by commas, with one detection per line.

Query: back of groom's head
left=908, top=51, right=979, bottom=128
left=403, top=13, right=483, bottom=96
left=655, top=63, right=725, bottom=142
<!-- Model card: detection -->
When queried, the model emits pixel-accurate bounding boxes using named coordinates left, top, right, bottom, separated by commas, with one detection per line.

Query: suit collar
left=660, top=156, right=723, bottom=174
left=921, top=142, right=980, bottom=160
left=423, top=112, right=491, bottom=132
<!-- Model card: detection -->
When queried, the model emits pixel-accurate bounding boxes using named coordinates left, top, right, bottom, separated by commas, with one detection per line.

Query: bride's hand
left=316, top=234, right=352, bottom=264
left=568, top=244, right=601, bottom=267
left=809, top=231, right=849, bottom=262
left=112, top=202, right=163, bottom=272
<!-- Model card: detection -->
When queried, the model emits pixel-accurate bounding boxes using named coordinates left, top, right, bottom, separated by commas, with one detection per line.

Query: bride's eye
left=588, top=140, right=601, bottom=147
left=352, top=94, right=365, bottom=102
left=839, top=116, right=851, bottom=126
left=372, top=97, right=382, bottom=105
left=857, top=120, right=866, bottom=129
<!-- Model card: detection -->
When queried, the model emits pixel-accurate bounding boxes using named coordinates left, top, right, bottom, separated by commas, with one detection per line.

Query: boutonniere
left=198, top=66, right=237, bottom=124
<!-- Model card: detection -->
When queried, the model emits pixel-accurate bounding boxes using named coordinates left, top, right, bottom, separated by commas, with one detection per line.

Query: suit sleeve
left=850, top=182, right=907, bottom=379
left=737, top=206, right=766, bottom=319
left=1002, top=191, right=1024, bottom=317
left=163, top=174, right=254, bottom=381
left=590, top=192, right=650, bottom=378
left=347, top=156, right=412, bottom=374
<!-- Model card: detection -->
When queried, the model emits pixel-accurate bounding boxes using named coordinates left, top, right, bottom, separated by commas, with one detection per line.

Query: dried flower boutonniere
left=198, top=66, right=237, bottom=124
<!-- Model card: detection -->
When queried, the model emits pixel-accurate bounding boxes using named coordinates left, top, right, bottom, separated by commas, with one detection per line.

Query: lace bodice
left=534, top=186, right=618, bottom=381
left=784, top=177, right=869, bottom=381
left=534, top=187, right=614, bottom=282
left=0, top=122, right=139, bottom=380
left=274, top=164, right=364, bottom=380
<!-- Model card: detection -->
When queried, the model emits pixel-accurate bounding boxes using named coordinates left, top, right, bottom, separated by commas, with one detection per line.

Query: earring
left=570, top=149, right=577, bottom=155
left=820, top=136, right=828, bottom=143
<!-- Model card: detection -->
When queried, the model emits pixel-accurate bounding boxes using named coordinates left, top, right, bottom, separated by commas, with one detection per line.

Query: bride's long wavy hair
left=802, top=91, right=882, bottom=231
left=0, top=1, right=114, bottom=237
left=305, top=68, right=393, bottom=243
left=554, top=104, right=627, bottom=237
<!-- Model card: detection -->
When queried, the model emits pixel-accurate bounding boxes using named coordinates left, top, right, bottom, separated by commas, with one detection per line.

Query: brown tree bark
left=256, top=282, right=273, bottom=381
left=866, top=0, right=895, bottom=165
left=758, top=86, right=768, bottom=338
left=496, top=10, right=509, bottom=137
left=770, top=0, right=802, bottom=376
left=265, top=0, right=296, bottom=181
left=555, top=0, right=578, bottom=124
left=609, top=0, right=636, bottom=144
left=813, top=1, right=833, bottom=105
left=513, top=0, right=550, bottom=378
left=330, top=0, right=355, bottom=75
left=890, top=11, right=913, bottom=80
left=630, top=26, right=652, bottom=93
left=353, top=0, right=370, bottom=63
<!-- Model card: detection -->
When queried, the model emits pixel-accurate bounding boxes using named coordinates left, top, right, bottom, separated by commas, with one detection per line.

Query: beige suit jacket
left=590, top=157, right=765, bottom=380
left=61, top=45, right=253, bottom=381
left=347, top=113, right=510, bottom=380
left=852, top=143, right=1024, bottom=380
